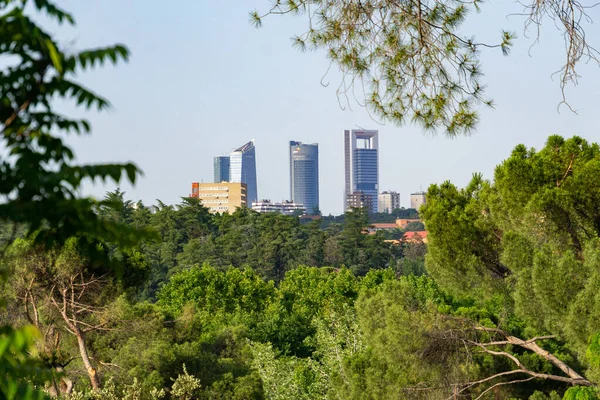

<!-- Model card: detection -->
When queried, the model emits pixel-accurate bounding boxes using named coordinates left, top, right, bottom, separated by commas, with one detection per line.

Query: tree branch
left=474, top=376, right=536, bottom=400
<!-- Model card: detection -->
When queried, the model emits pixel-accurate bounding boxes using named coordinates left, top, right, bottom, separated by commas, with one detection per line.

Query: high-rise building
left=190, top=182, right=247, bottom=214
left=346, top=191, right=374, bottom=212
left=378, top=191, right=400, bottom=213
left=344, top=129, right=379, bottom=213
left=289, top=141, right=319, bottom=214
left=213, top=156, right=230, bottom=183
left=230, top=140, right=258, bottom=204
left=410, top=191, right=427, bottom=210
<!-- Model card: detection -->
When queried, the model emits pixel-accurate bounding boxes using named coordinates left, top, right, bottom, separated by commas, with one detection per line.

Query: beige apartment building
left=410, top=191, right=427, bottom=210
left=190, top=182, right=247, bottom=214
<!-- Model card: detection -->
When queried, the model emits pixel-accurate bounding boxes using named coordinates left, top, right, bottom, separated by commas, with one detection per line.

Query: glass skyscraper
left=230, top=140, right=258, bottom=204
left=344, top=129, right=379, bottom=213
left=289, top=141, right=319, bottom=214
left=213, top=156, right=230, bottom=182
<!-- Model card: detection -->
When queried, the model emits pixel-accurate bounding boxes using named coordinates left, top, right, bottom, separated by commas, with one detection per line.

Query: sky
left=49, top=1, right=600, bottom=215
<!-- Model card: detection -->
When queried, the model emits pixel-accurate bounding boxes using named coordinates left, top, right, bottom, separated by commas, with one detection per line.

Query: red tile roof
left=403, top=231, right=428, bottom=240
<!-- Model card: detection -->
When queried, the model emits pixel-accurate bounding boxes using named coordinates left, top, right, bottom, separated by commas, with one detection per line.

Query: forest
left=2, top=0, right=600, bottom=399
left=3, top=137, right=600, bottom=399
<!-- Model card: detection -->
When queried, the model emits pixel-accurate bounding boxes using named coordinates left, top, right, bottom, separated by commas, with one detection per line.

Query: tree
left=251, top=1, right=598, bottom=135
left=0, top=0, right=154, bottom=395
left=157, top=264, right=276, bottom=318
left=397, top=239, right=428, bottom=276
left=0, top=0, right=146, bottom=249
left=404, top=221, right=425, bottom=232
left=339, top=208, right=370, bottom=270
left=0, top=325, right=54, bottom=400
left=420, top=135, right=600, bottom=394
left=338, top=208, right=392, bottom=275
left=311, top=205, right=322, bottom=217
left=3, top=238, right=149, bottom=393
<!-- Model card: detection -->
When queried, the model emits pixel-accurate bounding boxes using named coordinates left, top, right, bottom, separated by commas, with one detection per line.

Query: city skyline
left=67, top=1, right=600, bottom=216
left=205, top=135, right=426, bottom=214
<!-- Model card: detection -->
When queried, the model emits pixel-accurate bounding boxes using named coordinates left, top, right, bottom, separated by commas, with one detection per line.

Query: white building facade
left=378, top=191, right=401, bottom=213
left=252, top=200, right=306, bottom=216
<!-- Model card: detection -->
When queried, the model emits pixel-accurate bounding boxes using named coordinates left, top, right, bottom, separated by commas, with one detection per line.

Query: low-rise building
left=410, top=191, right=427, bottom=210
left=252, top=200, right=306, bottom=216
left=396, top=218, right=422, bottom=229
left=346, top=191, right=374, bottom=212
left=190, top=182, right=247, bottom=214
left=367, top=223, right=401, bottom=234
left=378, top=191, right=400, bottom=213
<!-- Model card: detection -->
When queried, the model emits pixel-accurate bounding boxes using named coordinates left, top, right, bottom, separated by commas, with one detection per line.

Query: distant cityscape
left=190, top=130, right=427, bottom=215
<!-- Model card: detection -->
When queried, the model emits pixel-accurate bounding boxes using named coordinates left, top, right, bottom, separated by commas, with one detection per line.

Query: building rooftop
left=371, top=223, right=400, bottom=229
left=233, top=140, right=254, bottom=153
left=403, top=231, right=429, bottom=241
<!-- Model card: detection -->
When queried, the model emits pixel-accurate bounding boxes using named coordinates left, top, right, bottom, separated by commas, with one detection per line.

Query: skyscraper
left=289, top=141, right=319, bottom=214
left=213, top=156, right=230, bottom=182
left=230, top=140, right=258, bottom=204
left=344, top=129, right=379, bottom=213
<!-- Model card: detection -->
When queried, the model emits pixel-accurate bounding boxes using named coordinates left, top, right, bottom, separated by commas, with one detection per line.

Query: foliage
left=396, top=239, right=428, bottom=276
left=113, top=203, right=397, bottom=301
left=422, top=135, right=600, bottom=395
left=0, top=0, right=160, bottom=397
left=170, top=365, right=201, bottom=400
left=404, top=221, right=425, bottom=231
left=2, top=236, right=152, bottom=392
left=0, top=326, right=52, bottom=400
left=157, top=264, right=276, bottom=317
left=7, top=7, right=597, bottom=398
left=563, top=387, right=600, bottom=400
left=423, top=135, right=600, bottom=345
left=64, top=379, right=165, bottom=400
left=319, top=208, right=419, bottom=228
left=0, top=0, right=153, bottom=250
left=252, top=1, right=598, bottom=135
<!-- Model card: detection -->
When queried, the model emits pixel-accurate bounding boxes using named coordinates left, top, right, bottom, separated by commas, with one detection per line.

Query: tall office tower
left=378, top=191, right=400, bottom=213
left=410, top=191, right=427, bottom=210
left=213, top=156, right=230, bottom=182
left=344, top=129, right=379, bottom=213
left=289, top=141, right=319, bottom=214
left=230, top=140, right=258, bottom=204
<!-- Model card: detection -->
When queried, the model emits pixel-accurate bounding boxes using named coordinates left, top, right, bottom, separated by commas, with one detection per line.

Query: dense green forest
left=2, top=1, right=600, bottom=399
left=4, top=136, right=600, bottom=399
left=0, top=200, right=426, bottom=399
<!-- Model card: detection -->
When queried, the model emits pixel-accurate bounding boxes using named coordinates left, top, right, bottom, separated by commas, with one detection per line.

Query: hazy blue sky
left=52, top=1, right=600, bottom=215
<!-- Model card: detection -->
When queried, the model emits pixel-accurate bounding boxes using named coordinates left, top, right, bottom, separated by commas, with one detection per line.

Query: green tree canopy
left=421, top=135, right=600, bottom=392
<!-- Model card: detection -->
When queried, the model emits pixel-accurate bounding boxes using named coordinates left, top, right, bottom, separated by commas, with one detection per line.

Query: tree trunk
left=46, top=367, right=73, bottom=397
left=509, top=335, right=590, bottom=384
left=74, top=327, right=100, bottom=390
